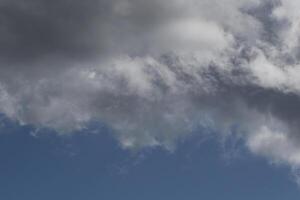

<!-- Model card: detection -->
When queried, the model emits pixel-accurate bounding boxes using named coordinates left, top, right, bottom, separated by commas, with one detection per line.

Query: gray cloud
left=1, top=0, right=300, bottom=181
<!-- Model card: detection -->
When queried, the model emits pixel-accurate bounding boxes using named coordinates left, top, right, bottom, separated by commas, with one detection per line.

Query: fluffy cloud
left=1, top=0, right=300, bottom=180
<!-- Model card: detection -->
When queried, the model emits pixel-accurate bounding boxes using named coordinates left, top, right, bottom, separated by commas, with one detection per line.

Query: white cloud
left=247, top=125, right=300, bottom=166
left=1, top=0, right=300, bottom=183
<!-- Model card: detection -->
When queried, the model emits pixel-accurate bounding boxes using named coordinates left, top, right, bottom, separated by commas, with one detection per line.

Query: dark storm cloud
left=0, top=0, right=112, bottom=63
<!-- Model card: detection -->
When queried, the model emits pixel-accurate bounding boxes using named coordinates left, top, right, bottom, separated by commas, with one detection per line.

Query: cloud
left=247, top=125, right=300, bottom=166
left=1, top=0, right=300, bottom=180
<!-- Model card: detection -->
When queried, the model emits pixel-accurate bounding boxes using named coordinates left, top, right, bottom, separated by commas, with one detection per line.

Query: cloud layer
left=1, top=0, right=300, bottom=178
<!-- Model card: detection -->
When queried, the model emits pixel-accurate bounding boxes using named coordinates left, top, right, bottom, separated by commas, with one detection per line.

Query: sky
left=1, top=0, right=300, bottom=199
left=1, top=120, right=300, bottom=200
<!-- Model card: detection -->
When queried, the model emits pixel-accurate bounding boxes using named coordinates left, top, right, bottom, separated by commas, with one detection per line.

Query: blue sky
left=0, top=120, right=299, bottom=200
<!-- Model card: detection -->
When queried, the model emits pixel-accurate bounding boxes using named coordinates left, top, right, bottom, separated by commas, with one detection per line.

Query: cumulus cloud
left=1, top=0, right=300, bottom=180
